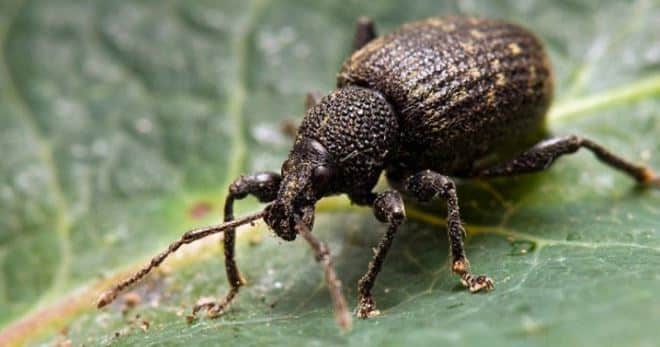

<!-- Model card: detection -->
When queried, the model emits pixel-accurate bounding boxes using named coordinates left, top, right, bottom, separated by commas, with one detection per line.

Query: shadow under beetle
left=98, top=16, right=660, bottom=330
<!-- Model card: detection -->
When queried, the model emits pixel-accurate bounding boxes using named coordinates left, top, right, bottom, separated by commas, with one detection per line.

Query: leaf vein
left=0, top=0, right=73, bottom=310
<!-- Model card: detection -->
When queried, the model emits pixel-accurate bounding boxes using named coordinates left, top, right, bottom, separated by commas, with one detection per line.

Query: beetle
left=98, top=15, right=659, bottom=330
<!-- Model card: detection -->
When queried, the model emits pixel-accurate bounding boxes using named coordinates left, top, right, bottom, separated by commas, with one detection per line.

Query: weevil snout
left=264, top=201, right=307, bottom=241
left=264, top=189, right=317, bottom=241
left=264, top=138, right=334, bottom=240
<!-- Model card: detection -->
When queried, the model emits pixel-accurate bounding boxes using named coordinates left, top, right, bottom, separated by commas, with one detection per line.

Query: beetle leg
left=280, top=91, right=323, bottom=139
left=356, top=190, right=405, bottom=318
left=280, top=119, right=298, bottom=140
left=304, top=90, right=323, bottom=110
left=193, top=172, right=282, bottom=318
left=474, top=135, right=659, bottom=186
left=406, top=170, right=494, bottom=293
left=352, top=16, right=377, bottom=52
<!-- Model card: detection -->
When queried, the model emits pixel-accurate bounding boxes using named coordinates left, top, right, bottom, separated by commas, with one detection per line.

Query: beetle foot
left=460, top=273, right=495, bottom=293
left=452, top=259, right=494, bottom=293
left=206, top=302, right=229, bottom=318
left=355, top=296, right=380, bottom=319
left=192, top=286, right=241, bottom=319
left=192, top=298, right=226, bottom=318
left=191, top=293, right=236, bottom=319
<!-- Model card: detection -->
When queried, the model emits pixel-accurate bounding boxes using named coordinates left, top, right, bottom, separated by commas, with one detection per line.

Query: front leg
left=193, top=172, right=281, bottom=317
left=406, top=170, right=494, bottom=293
left=356, top=190, right=405, bottom=318
left=352, top=16, right=377, bottom=52
left=280, top=91, right=323, bottom=139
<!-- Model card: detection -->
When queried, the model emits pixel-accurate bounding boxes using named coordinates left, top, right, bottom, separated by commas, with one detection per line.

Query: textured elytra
left=338, top=16, right=554, bottom=178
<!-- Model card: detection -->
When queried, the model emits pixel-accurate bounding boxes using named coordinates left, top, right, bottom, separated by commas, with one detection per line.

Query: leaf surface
left=0, top=1, right=659, bottom=346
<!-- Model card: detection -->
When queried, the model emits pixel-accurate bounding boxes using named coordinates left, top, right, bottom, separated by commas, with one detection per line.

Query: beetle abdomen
left=338, top=16, right=553, bottom=175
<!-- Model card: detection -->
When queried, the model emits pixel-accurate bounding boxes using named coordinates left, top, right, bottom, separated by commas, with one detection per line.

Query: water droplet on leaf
left=508, top=240, right=536, bottom=256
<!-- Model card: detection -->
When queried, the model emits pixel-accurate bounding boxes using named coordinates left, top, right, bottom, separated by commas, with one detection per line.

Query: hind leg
left=405, top=170, right=494, bottom=293
left=474, top=135, right=658, bottom=185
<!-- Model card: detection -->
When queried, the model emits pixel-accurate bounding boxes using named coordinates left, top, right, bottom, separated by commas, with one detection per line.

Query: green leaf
left=1, top=0, right=659, bottom=346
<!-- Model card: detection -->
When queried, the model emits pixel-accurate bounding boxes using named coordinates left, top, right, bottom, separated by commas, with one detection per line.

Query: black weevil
left=98, top=16, right=659, bottom=330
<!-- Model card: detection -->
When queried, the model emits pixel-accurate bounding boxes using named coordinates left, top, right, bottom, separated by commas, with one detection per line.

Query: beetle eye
left=312, top=165, right=332, bottom=189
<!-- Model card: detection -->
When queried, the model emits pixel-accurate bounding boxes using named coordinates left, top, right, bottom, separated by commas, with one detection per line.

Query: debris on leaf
left=121, top=292, right=142, bottom=314
left=248, top=231, right=264, bottom=246
left=126, top=314, right=151, bottom=333
left=54, top=327, right=72, bottom=347
left=189, top=201, right=213, bottom=219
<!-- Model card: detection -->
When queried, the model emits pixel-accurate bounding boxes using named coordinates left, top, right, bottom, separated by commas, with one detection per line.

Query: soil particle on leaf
left=126, top=314, right=151, bottom=333
left=138, top=319, right=150, bottom=332
left=121, top=292, right=142, bottom=314
left=54, top=327, right=72, bottom=347
left=55, top=339, right=73, bottom=347
left=189, top=201, right=213, bottom=219
left=157, top=265, right=173, bottom=276
left=248, top=231, right=264, bottom=246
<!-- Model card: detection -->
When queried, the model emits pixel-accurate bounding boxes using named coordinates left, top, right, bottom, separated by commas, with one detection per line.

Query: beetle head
left=264, top=138, right=336, bottom=241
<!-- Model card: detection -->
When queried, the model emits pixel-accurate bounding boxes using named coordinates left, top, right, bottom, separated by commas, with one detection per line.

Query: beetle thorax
left=295, top=86, right=399, bottom=197
left=263, top=86, right=399, bottom=241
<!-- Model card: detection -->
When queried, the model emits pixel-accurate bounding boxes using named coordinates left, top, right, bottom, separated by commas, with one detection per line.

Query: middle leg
left=356, top=190, right=406, bottom=318
left=405, top=170, right=494, bottom=293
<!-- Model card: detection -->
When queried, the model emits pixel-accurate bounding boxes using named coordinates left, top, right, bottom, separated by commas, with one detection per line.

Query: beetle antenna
left=295, top=216, right=352, bottom=331
left=97, top=209, right=267, bottom=309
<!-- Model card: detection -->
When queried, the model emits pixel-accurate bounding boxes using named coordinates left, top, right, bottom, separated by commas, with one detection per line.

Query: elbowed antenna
left=97, top=209, right=267, bottom=309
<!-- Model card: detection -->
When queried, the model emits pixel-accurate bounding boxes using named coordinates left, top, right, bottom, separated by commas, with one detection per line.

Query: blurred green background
left=0, top=0, right=659, bottom=346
